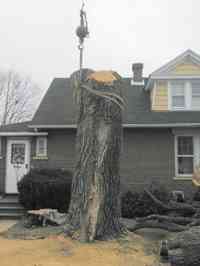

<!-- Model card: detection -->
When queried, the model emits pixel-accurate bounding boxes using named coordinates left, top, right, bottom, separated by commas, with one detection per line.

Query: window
left=36, top=137, right=47, bottom=157
left=169, top=81, right=200, bottom=110
left=0, top=137, right=2, bottom=157
left=171, top=81, right=185, bottom=109
left=191, top=81, right=200, bottom=109
left=11, top=143, right=25, bottom=164
left=176, top=136, right=194, bottom=176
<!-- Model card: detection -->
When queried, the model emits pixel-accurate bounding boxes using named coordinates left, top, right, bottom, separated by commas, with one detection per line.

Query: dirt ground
left=0, top=220, right=158, bottom=266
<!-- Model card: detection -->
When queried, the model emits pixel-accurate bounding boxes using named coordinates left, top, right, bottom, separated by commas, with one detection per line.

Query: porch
left=0, top=194, right=24, bottom=218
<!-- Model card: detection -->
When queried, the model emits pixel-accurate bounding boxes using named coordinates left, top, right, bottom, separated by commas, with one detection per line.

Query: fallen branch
left=144, top=189, right=196, bottom=216
left=136, top=215, right=195, bottom=225
left=121, top=218, right=187, bottom=232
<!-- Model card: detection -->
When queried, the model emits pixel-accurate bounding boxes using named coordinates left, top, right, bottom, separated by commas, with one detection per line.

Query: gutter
left=29, top=125, right=77, bottom=129
left=123, top=123, right=200, bottom=128
left=0, top=132, right=48, bottom=136
left=29, top=123, right=200, bottom=129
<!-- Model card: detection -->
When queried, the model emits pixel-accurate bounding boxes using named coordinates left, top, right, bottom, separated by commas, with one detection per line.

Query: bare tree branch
left=0, top=69, right=42, bottom=125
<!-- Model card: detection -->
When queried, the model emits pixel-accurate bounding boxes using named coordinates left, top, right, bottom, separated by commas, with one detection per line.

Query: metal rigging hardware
left=76, top=1, right=89, bottom=82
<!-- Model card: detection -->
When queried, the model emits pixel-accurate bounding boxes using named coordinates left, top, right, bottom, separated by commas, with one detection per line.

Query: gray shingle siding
left=0, top=128, right=195, bottom=197
left=121, top=128, right=175, bottom=186
left=31, top=129, right=76, bottom=172
left=27, top=129, right=194, bottom=198
left=121, top=128, right=194, bottom=197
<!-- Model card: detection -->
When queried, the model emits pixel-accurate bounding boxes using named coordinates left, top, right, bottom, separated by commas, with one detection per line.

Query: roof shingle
left=30, top=77, right=200, bottom=127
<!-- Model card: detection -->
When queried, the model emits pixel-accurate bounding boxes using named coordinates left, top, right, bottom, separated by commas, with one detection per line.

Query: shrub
left=193, top=189, right=200, bottom=201
left=121, top=191, right=140, bottom=218
left=121, top=182, right=170, bottom=218
left=17, top=168, right=72, bottom=212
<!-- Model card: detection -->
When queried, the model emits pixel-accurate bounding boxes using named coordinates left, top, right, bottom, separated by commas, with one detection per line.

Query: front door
left=6, top=140, right=30, bottom=193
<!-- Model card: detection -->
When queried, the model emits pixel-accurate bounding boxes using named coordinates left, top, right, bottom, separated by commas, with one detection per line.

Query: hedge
left=121, top=182, right=170, bottom=218
left=17, top=168, right=72, bottom=212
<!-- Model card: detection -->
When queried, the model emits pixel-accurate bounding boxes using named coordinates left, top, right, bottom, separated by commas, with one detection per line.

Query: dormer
left=145, top=49, right=200, bottom=111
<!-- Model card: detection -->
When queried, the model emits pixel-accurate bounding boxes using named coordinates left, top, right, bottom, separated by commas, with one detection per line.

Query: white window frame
left=168, top=81, right=186, bottom=110
left=191, top=81, right=200, bottom=110
left=0, top=137, right=2, bottom=157
left=168, top=80, right=200, bottom=111
left=175, top=135, right=194, bottom=177
left=36, top=137, right=47, bottom=157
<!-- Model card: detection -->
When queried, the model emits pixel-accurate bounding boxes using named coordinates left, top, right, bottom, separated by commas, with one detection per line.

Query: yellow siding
left=173, top=63, right=200, bottom=75
left=151, top=81, right=168, bottom=111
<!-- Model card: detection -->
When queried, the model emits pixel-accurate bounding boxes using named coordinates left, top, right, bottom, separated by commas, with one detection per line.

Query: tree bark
left=67, top=70, right=124, bottom=241
left=160, top=227, right=200, bottom=266
left=122, top=218, right=187, bottom=232
left=136, top=215, right=194, bottom=225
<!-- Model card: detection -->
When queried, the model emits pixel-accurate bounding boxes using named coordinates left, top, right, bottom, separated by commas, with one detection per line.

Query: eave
left=29, top=124, right=77, bottom=129
left=145, top=75, right=200, bottom=91
left=0, top=132, right=48, bottom=136
left=29, top=123, right=200, bottom=129
left=123, top=123, right=200, bottom=128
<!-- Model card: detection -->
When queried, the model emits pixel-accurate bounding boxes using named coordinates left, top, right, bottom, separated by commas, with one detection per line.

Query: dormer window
left=146, top=50, right=200, bottom=112
left=191, top=81, right=200, bottom=109
left=171, top=81, right=185, bottom=110
left=169, top=80, right=200, bottom=111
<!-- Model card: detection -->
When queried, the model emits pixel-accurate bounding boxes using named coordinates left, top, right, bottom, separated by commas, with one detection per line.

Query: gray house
left=1, top=49, right=200, bottom=198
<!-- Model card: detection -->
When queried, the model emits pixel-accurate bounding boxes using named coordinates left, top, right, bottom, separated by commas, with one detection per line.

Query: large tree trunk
left=67, top=70, right=124, bottom=241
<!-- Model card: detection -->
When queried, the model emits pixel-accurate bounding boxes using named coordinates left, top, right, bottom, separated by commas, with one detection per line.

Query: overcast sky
left=0, top=0, right=199, bottom=91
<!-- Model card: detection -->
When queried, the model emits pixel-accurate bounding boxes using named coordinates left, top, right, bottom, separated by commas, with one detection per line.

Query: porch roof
left=0, top=122, right=48, bottom=136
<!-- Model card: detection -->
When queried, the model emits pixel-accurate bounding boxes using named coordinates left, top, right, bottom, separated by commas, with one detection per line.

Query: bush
left=193, top=188, right=200, bottom=201
left=17, top=169, right=72, bottom=212
left=121, top=182, right=170, bottom=218
left=121, top=191, right=140, bottom=218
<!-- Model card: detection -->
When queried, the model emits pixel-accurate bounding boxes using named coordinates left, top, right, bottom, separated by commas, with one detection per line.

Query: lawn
left=0, top=220, right=158, bottom=266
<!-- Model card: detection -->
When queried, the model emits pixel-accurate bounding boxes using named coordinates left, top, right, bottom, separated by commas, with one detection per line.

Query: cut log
left=136, top=215, right=194, bottom=225
left=167, top=227, right=200, bottom=249
left=132, top=220, right=186, bottom=232
left=120, top=218, right=186, bottom=232
left=169, top=245, right=200, bottom=266
left=160, top=226, right=200, bottom=266
left=28, top=209, right=67, bottom=226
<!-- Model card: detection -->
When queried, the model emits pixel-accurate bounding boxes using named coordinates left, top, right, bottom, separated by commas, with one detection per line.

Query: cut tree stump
left=67, top=69, right=125, bottom=242
left=28, top=209, right=67, bottom=226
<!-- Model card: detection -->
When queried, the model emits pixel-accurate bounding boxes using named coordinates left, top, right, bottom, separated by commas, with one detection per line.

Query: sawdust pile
left=0, top=221, right=157, bottom=266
